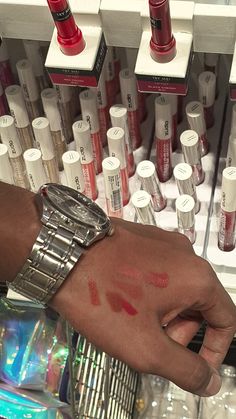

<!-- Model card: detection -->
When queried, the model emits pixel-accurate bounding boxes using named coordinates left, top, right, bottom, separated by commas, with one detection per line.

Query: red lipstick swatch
left=88, top=279, right=101, bottom=306
left=144, top=271, right=169, bottom=288
left=106, top=292, right=138, bottom=316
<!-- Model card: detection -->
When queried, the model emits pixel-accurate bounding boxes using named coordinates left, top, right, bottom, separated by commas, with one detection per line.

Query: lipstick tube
left=163, top=93, right=178, bottom=151
left=79, top=89, right=103, bottom=175
left=23, top=148, right=48, bottom=192
left=5, top=85, right=34, bottom=151
left=218, top=166, right=236, bottom=252
left=0, top=81, right=7, bottom=116
left=131, top=190, right=157, bottom=226
left=72, top=120, right=98, bottom=201
left=0, top=143, right=15, bottom=185
left=41, top=88, right=67, bottom=171
left=112, top=46, right=121, bottom=95
left=155, top=95, right=172, bottom=182
left=102, top=156, right=123, bottom=218
left=175, top=194, right=196, bottom=244
left=149, top=0, right=176, bottom=63
left=47, top=0, right=85, bottom=56
left=137, top=160, right=166, bottom=211
left=62, top=150, right=85, bottom=193
left=0, top=39, right=14, bottom=88
left=16, top=59, right=43, bottom=122
left=180, top=130, right=205, bottom=186
left=0, top=115, right=29, bottom=189
left=173, top=162, right=200, bottom=213
left=32, top=117, right=60, bottom=183
left=104, top=47, right=116, bottom=108
left=109, top=104, right=135, bottom=177
left=107, top=127, right=130, bottom=206
left=119, top=68, right=142, bottom=150
left=198, top=71, right=216, bottom=129
left=226, top=134, right=236, bottom=168
left=55, top=84, right=73, bottom=143
left=230, top=103, right=236, bottom=137
left=23, top=39, right=49, bottom=91
left=91, top=70, right=110, bottom=147
left=185, top=101, right=209, bottom=156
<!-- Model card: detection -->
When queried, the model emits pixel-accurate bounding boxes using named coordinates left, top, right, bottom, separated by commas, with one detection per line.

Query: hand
left=50, top=217, right=236, bottom=397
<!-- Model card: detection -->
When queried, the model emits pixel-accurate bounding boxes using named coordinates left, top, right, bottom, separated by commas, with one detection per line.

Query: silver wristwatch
left=8, top=183, right=113, bottom=305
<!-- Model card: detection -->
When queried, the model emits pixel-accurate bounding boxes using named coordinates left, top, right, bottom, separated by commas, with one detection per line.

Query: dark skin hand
left=0, top=181, right=236, bottom=397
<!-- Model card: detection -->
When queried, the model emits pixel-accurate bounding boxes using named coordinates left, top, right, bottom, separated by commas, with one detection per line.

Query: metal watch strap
left=8, top=224, right=84, bottom=304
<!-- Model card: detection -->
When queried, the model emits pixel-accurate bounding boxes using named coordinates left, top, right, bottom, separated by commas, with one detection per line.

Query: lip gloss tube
left=55, top=84, right=73, bottom=143
left=5, top=85, right=34, bottom=151
left=112, top=47, right=121, bottom=95
left=0, top=39, right=14, bottom=88
left=23, top=148, right=48, bottom=192
left=226, top=134, right=236, bottom=168
left=0, top=115, right=30, bottom=189
left=0, top=81, right=7, bottom=116
left=198, top=71, right=216, bottom=129
left=41, top=88, right=67, bottom=171
left=137, top=160, right=166, bottom=211
left=47, top=0, right=85, bottom=56
left=107, top=127, right=130, bottom=206
left=109, top=104, right=135, bottom=177
left=104, top=47, right=116, bottom=108
left=72, top=120, right=98, bottom=200
left=32, top=117, right=60, bottom=183
left=180, top=130, right=205, bottom=186
left=185, top=101, right=209, bottom=156
left=79, top=89, right=103, bottom=174
left=0, top=143, right=15, bottom=185
left=230, top=103, right=236, bottom=137
left=149, top=0, right=176, bottom=63
left=173, top=162, right=200, bottom=214
left=131, top=190, right=157, bottom=226
left=16, top=59, right=43, bottom=121
left=138, top=92, right=147, bottom=123
left=119, top=68, right=142, bottom=150
left=163, top=93, right=178, bottom=150
left=91, top=70, right=110, bottom=147
left=218, top=166, right=236, bottom=252
left=155, top=95, right=172, bottom=182
left=62, top=150, right=85, bottom=193
left=175, top=194, right=196, bottom=244
left=23, top=39, right=49, bottom=91
left=102, top=156, right=123, bottom=218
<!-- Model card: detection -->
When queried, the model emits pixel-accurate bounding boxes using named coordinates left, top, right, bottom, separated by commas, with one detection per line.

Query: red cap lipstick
left=149, top=0, right=176, bottom=63
left=47, top=0, right=85, bottom=56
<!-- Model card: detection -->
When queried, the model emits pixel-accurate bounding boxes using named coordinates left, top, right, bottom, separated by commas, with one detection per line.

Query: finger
left=154, top=330, right=221, bottom=396
left=164, top=316, right=202, bottom=346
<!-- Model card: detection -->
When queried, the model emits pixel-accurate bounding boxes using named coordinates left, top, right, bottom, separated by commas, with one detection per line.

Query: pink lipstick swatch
left=144, top=271, right=169, bottom=288
left=113, top=280, right=142, bottom=299
left=88, top=279, right=101, bottom=306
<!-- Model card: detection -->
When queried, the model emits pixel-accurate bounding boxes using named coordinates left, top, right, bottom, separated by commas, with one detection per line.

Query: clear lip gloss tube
left=23, top=148, right=48, bottom=192
left=198, top=71, right=216, bottom=129
left=102, top=156, right=123, bottom=218
left=32, top=117, right=60, bottom=183
left=91, top=70, right=109, bottom=147
left=47, top=0, right=85, bottom=56
left=79, top=89, right=103, bottom=174
left=107, top=127, right=130, bottom=206
left=72, top=120, right=98, bottom=201
left=185, top=101, right=209, bottom=157
left=109, top=104, right=135, bottom=177
left=204, top=53, right=219, bottom=98
left=137, top=160, right=166, bottom=211
left=155, top=95, right=173, bottom=182
left=218, top=166, right=236, bottom=252
left=149, top=0, right=176, bottom=63
left=23, top=39, right=49, bottom=91
left=104, top=47, right=116, bottom=108
left=173, top=162, right=200, bottom=214
left=55, top=84, right=73, bottom=143
left=131, top=190, right=157, bottom=226
left=180, top=130, right=205, bottom=186
left=0, top=81, right=7, bottom=116
left=0, top=115, right=30, bottom=189
left=175, top=194, right=196, bottom=244
left=230, top=103, right=236, bottom=137
left=5, top=85, right=34, bottom=151
left=226, top=134, right=236, bottom=168
left=119, top=68, right=142, bottom=150
left=0, top=143, right=15, bottom=185
left=0, top=39, right=14, bottom=88
left=62, top=150, right=85, bottom=193
left=163, top=93, right=178, bottom=151
left=112, top=46, right=121, bottom=95
left=41, top=88, right=67, bottom=171
left=16, top=59, right=42, bottom=121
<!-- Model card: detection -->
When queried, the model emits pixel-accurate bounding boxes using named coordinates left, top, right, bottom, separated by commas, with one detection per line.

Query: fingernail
left=203, top=371, right=222, bottom=397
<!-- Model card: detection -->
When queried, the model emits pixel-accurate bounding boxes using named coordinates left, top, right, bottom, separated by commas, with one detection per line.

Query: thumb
left=157, top=333, right=221, bottom=396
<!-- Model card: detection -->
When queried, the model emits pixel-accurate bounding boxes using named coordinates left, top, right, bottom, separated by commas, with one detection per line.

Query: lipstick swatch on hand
left=88, top=278, right=101, bottom=306
left=106, top=291, right=138, bottom=316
